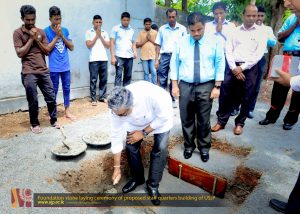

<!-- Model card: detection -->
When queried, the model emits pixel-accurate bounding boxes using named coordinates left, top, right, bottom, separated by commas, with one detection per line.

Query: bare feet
left=65, top=108, right=76, bottom=120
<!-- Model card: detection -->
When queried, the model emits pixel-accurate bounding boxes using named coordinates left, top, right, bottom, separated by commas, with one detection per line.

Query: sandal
left=31, top=126, right=43, bottom=134
left=51, top=122, right=61, bottom=129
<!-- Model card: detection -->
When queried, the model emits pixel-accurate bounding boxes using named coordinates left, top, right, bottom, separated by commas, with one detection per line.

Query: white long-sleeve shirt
left=225, top=24, right=267, bottom=71
left=110, top=81, right=173, bottom=154
left=291, top=76, right=300, bottom=91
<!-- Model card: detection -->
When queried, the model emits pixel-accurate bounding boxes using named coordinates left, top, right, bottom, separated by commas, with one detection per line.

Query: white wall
left=0, top=0, right=155, bottom=114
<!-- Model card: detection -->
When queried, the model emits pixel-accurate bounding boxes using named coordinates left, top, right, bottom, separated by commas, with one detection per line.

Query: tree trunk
left=182, top=0, right=187, bottom=11
left=264, top=0, right=285, bottom=78
left=165, top=0, right=171, bottom=7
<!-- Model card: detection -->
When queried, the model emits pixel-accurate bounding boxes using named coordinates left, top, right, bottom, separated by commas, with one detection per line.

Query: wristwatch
left=214, top=85, right=221, bottom=89
left=142, top=129, right=148, bottom=137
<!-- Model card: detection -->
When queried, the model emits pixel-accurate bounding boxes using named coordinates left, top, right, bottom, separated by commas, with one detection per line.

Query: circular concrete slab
left=82, top=132, right=111, bottom=147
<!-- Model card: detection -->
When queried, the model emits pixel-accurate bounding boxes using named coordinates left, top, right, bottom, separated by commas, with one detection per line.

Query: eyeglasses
left=112, top=108, right=132, bottom=117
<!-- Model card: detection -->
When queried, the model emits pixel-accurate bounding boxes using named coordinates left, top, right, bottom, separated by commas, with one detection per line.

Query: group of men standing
left=13, top=1, right=300, bottom=210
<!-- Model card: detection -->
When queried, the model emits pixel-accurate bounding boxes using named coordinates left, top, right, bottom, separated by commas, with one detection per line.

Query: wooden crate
left=168, top=157, right=227, bottom=197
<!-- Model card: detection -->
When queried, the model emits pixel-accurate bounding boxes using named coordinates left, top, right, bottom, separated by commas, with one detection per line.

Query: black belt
left=181, top=80, right=213, bottom=86
left=161, top=53, right=172, bottom=56
left=235, top=62, right=245, bottom=66
left=283, top=51, right=300, bottom=57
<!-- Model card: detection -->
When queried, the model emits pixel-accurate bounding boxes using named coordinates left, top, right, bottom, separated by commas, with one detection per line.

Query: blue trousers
left=141, top=59, right=157, bottom=84
left=50, top=71, right=71, bottom=107
left=157, top=53, right=174, bottom=101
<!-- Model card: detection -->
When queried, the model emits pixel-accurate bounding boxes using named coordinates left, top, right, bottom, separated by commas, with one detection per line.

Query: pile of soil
left=211, top=136, right=252, bottom=157
left=227, top=165, right=262, bottom=205
left=57, top=136, right=183, bottom=193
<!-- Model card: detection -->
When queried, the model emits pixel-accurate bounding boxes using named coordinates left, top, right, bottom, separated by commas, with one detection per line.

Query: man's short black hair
left=257, top=6, right=266, bottom=13
left=93, top=15, right=102, bottom=20
left=20, top=5, right=36, bottom=18
left=212, top=2, right=227, bottom=13
left=49, top=6, right=61, bottom=18
left=121, top=12, right=130, bottom=19
left=187, top=12, right=206, bottom=26
left=144, top=17, right=152, bottom=24
left=151, top=23, right=158, bottom=31
left=166, top=8, right=177, bottom=16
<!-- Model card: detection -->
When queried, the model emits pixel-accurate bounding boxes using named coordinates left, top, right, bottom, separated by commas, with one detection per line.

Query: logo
left=11, top=188, right=32, bottom=208
left=55, top=38, right=65, bottom=53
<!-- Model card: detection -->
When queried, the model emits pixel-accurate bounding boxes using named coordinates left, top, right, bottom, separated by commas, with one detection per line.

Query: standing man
left=211, top=5, right=266, bottom=135
left=85, top=15, right=110, bottom=105
left=110, top=12, right=136, bottom=87
left=13, top=5, right=60, bottom=133
left=247, top=5, right=277, bottom=118
left=136, top=18, right=158, bottom=84
left=44, top=6, right=75, bottom=119
left=108, top=81, right=173, bottom=206
left=259, top=6, right=300, bottom=130
left=205, top=1, right=238, bottom=117
left=155, top=8, right=187, bottom=108
left=269, top=2, right=300, bottom=213
left=170, top=12, right=225, bottom=162
left=205, top=1, right=236, bottom=49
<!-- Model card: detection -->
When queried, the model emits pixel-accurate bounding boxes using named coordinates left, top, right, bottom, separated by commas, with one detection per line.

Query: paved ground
left=1, top=99, right=299, bottom=214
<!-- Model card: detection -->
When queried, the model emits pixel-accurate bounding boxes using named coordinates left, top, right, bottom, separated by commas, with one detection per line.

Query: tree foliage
left=155, top=0, right=286, bottom=25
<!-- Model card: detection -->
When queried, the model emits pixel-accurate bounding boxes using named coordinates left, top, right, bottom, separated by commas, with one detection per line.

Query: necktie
left=194, top=40, right=200, bottom=83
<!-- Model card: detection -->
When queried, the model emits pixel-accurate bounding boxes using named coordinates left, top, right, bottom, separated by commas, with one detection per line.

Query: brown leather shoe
left=233, top=125, right=243, bottom=135
left=211, top=123, right=224, bottom=132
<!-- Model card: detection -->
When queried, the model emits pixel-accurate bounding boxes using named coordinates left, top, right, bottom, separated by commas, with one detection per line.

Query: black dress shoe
left=283, top=123, right=293, bottom=130
left=146, top=183, right=161, bottom=206
left=200, top=152, right=209, bottom=162
left=122, top=179, right=145, bottom=193
left=269, top=199, right=287, bottom=213
left=259, top=118, right=275, bottom=125
left=183, top=149, right=194, bottom=159
left=231, top=109, right=239, bottom=116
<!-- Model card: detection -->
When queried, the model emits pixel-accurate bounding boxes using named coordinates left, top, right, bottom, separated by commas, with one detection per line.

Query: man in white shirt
left=110, top=12, right=136, bottom=87
left=248, top=6, right=277, bottom=118
left=85, top=15, right=110, bottom=105
left=155, top=8, right=187, bottom=108
left=108, top=81, right=173, bottom=206
left=212, top=4, right=266, bottom=135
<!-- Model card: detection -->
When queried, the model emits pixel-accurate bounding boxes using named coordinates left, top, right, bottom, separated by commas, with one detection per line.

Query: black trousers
left=265, top=81, right=300, bottom=125
left=286, top=172, right=300, bottom=213
left=179, top=81, right=214, bottom=153
left=114, top=57, right=133, bottom=87
left=217, top=64, right=258, bottom=127
left=21, top=72, right=57, bottom=127
left=125, top=131, right=169, bottom=188
left=89, top=61, right=107, bottom=101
